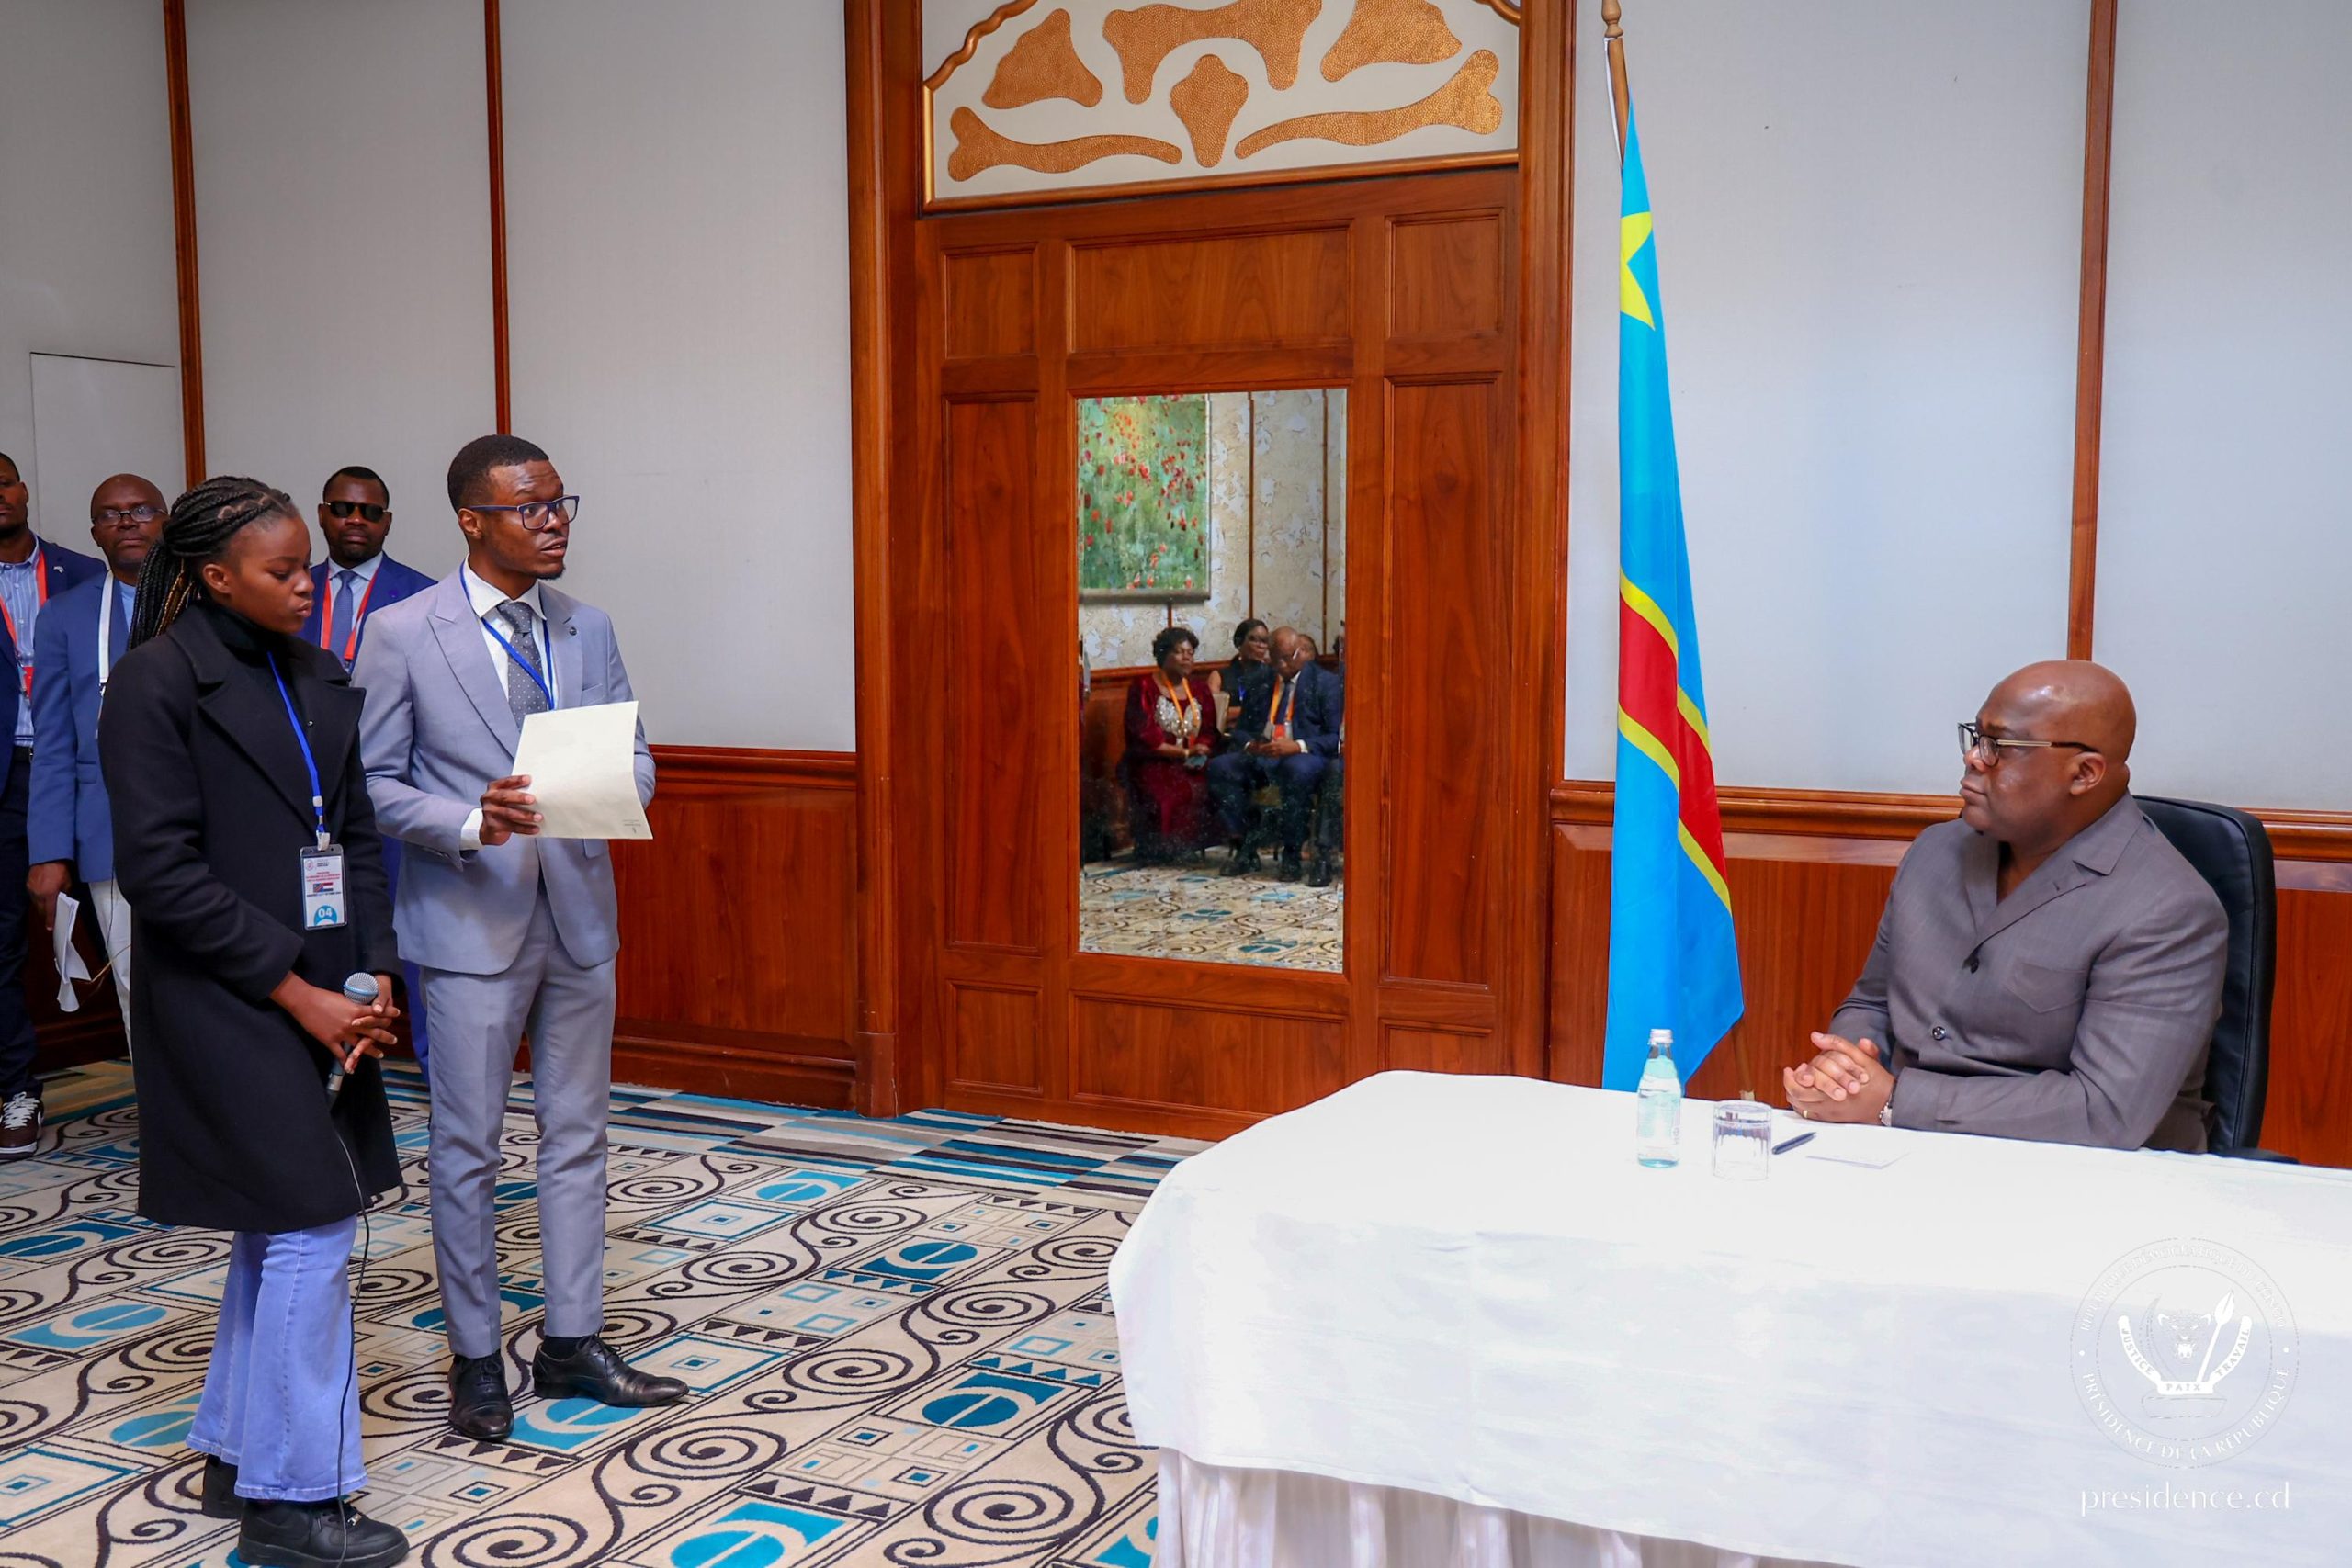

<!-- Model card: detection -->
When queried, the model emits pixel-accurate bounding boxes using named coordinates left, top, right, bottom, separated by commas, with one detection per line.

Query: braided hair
left=130, top=476, right=300, bottom=647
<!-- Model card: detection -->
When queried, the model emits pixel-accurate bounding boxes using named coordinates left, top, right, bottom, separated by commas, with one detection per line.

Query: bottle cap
left=1648, top=1028, right=1674, bottom=1047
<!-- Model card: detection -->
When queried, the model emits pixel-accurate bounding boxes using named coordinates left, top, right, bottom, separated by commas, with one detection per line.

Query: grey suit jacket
left=354, top=572, right=654, bottom=975
left=1830, top=795, right=2226, bottom=1153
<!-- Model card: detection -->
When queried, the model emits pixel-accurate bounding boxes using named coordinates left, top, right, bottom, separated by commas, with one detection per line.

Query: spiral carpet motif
left=0, top=1060, right=1200, bottom=1565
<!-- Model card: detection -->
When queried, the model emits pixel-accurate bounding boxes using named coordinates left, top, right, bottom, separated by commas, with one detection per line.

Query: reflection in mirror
left=1078, top=389, right=1347, bottom=971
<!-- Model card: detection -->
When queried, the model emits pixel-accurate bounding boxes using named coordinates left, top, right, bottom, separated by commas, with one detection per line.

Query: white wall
left=2094, top=0, right=2352, bottom=810
left=186, top=0, right=493, bottom=582
left=502, top=0, right=855, bottom=750
left=0, top=0, right=182, bottom=536
left=1565, top=0, right=2088, bottom=794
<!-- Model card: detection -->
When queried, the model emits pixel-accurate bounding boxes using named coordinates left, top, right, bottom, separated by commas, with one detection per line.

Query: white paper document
left=510, top=701, right=653, bottom=840
left=51, top=891, right=91, bottom=1010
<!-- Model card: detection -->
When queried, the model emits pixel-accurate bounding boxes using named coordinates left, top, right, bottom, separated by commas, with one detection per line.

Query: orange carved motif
left=1169, top=54, right=1251, bottom=165
left=1236, top=46, right=1502, bottom=157
left=1102, top=0, right=1322, bottom=104
left=985, top=7, right=1104, bottom=109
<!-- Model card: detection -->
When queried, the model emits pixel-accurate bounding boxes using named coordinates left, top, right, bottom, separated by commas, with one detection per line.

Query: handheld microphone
left=325, top=972, right=379, bottom=1101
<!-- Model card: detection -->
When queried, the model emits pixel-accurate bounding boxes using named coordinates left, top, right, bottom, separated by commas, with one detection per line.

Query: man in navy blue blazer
left=28, top=475, right=165, bottom=1043
left=300, top=465, right=436, bottom=1073
left=300, top=465, right=435, bottom=665
left=1206, top=626, right=1343, bottom=882
left=0, top=451, right=107, bottom=1157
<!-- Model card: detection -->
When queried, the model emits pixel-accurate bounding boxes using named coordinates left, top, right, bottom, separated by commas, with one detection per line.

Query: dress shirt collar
left=0, top=545, right=44, bottom=574
left=459, top=561, right=545, bottom=626
left=328, top=552, right=384, bottom=587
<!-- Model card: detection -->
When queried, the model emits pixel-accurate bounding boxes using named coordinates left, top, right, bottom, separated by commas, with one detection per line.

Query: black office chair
left=2136, top=796, right=2286, bottom=1159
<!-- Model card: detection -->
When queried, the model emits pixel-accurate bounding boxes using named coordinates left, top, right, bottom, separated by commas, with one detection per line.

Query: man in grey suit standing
left=1786, top=661, right=2226, bottom=1152
left=356, top=434, right=684, bottom=1438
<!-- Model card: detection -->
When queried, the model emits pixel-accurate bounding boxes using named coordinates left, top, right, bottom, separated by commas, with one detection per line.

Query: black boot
left=1222, top=846, right=1260, bottom=878
left=239, top=1498, right=409, bottom=1568
left=447, top=1352, right=514, bottom=1441
left=198, top=1454, right=243, bottom=1519
left=531, top=1335, right=687, bottom=1407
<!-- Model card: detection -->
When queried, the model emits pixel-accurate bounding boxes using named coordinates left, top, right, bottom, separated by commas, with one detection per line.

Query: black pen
left=1772, top=1131, right=1816, bottom=1156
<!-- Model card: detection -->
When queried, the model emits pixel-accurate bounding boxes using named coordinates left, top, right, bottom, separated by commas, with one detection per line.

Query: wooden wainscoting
left=1547, top=783, right=2352, bottom=1169
left=609, top=746, right=862, bottom=1108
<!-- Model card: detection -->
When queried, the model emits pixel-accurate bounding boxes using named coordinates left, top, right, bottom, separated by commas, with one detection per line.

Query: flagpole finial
left=1603, top=0, right=1633, bottom=165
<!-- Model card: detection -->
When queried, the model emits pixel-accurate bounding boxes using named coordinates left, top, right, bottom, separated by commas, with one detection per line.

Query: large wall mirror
left=1078, top=389, right=1348, bottom=970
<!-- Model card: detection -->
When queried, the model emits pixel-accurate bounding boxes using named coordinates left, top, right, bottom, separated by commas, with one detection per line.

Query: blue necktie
left=328, top=569, right=358, bottom=653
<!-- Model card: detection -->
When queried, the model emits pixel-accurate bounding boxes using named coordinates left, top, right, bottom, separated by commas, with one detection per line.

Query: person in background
left=356, top=434, right=676, bottom=1442
left=1209, top=617, right=1271, bottom=735
left=1123, top=625, right=1217, bottom=862
left=1208, top=626, right=1342, bottom=881
left=27, top=475, right=166, bottom=1030
left=103, top=476, right=408, bottom=1567
left=301, top=466, right=435, bottom=1072
left=301, top=466, right=433, bottom=664
left=0, top=450, right=105, bottom=1157
left=1787, top=661, right=2226, bottom=1152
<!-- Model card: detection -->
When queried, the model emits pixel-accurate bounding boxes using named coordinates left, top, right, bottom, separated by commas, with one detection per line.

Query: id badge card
left=300, top=844, right=347, bottom=930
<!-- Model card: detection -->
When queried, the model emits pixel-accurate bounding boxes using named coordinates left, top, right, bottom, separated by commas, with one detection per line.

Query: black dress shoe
left=447, top=1353, right=514, bottom=1441
left=1306, top=858, right=1333, bottom=889
left=1222, top=848, right=1260, bottom=878
left=1276, top=851, right=1304, bottom=882
left=240, top=1498, right=409, bottom=1568
left=531, top=1336, right=687, bottom=1407
left=198, top=1454, right=243, bottom=1518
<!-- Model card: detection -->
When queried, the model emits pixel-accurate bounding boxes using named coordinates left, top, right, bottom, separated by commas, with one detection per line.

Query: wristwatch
left=1878, top=1096, right=1895, bottom=1128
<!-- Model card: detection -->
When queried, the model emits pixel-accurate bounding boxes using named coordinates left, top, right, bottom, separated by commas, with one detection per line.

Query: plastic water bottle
left=1634, top=1028, right=1683, bottom=1168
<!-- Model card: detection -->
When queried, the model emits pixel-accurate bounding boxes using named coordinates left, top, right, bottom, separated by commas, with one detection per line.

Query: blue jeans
left=187, top=1218, right=366, bottom=1502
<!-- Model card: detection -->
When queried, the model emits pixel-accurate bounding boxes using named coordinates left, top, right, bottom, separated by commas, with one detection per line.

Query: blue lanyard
left=481, top=611, right=554, bottom=710
left=266, top=653, right=330, bottom=849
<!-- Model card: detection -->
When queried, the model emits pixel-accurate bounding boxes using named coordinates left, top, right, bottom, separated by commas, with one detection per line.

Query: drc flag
left=1603, top=108, right=1743, bottom=1089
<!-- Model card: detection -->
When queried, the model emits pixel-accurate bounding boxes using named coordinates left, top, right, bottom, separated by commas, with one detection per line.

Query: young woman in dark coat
left=101, top=476, right=410, bottom=1568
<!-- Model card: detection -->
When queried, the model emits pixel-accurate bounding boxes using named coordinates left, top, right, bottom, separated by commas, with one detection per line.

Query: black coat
left=101, top=600, right=401, bottom=1234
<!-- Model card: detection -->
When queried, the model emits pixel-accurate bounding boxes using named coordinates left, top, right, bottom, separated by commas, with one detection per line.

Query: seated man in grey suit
left=1786, top=661, right=2226, bottom=1152
left=356, top=434, right=683, bottom=1439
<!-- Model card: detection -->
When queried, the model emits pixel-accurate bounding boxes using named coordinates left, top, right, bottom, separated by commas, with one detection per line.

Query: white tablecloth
left=1109, top=1072, right=2352, bottom=1567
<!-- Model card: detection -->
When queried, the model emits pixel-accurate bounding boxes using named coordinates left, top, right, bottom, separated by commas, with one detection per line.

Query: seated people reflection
left=1123, top=626, right=1218, bottom=862
left=1786, top=661, right=2226, bottom=1151
left=1210, top=618, right=1271, bottom=735
left=1207, top=626, right=1341, bottom=882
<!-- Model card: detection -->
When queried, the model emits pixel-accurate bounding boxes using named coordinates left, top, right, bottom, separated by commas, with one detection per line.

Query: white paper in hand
left=510, top=701, right=652, bottom=840
left=51, top=892, right=92, bottom=1011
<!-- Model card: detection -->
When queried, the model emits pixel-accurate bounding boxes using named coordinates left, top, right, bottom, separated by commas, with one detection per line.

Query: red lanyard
left=318, top=568, right=379, bottom=663
left=0, top=549, right=49, bottom=701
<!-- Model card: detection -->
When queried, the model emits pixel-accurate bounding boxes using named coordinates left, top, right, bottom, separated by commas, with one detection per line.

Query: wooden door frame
left=845, top=0, right=1574, bottom=1128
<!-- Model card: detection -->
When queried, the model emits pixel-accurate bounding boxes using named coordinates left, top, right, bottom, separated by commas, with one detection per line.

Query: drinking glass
left=1712, top=1101, right=1774, bottom=1180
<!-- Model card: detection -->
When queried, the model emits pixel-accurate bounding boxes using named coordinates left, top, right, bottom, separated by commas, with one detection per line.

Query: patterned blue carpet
left=0, top=1061, right=1202, bottom=1566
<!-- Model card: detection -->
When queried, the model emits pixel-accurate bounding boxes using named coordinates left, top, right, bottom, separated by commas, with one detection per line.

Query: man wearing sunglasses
left=302, top=467, right=436, bottom=1075
left=300, top=466, right=434, bottom=666
left=1785, top=660, right=2226, bottom=1152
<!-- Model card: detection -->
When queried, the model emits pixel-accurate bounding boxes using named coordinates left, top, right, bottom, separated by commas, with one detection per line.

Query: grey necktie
left=492, top=600, right=549, bottom=722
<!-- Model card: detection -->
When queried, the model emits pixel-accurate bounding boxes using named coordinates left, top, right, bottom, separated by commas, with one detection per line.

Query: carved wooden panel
left=950, top=984, right=1045, bottom=1092
left=945, top=397, right=1046, bottom=952
left=923, top=0, right=1522, bottom=207
left=1383, top=1024, right=1510, bottom=1075
left=1384, top=378, right=1502, bottom=987
left=1389, top=212, right=1504, bottom=338
left=943, top=246, right=1038, bottom=359
left=607, top=749, right=861, bottom=1107
left=1069, top=995, right=1349, bottom=1114
left=1070, top=228, right=1351, bottom=352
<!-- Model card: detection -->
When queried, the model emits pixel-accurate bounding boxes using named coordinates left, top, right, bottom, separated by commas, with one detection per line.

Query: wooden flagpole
left=1603, top=0, right=1632, bottom=165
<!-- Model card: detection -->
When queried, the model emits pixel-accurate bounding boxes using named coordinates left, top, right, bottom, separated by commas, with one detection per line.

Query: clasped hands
left=273, top=971, right=401, bottom=1074
left=1783, top=1032, right=1892, bottom=1124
